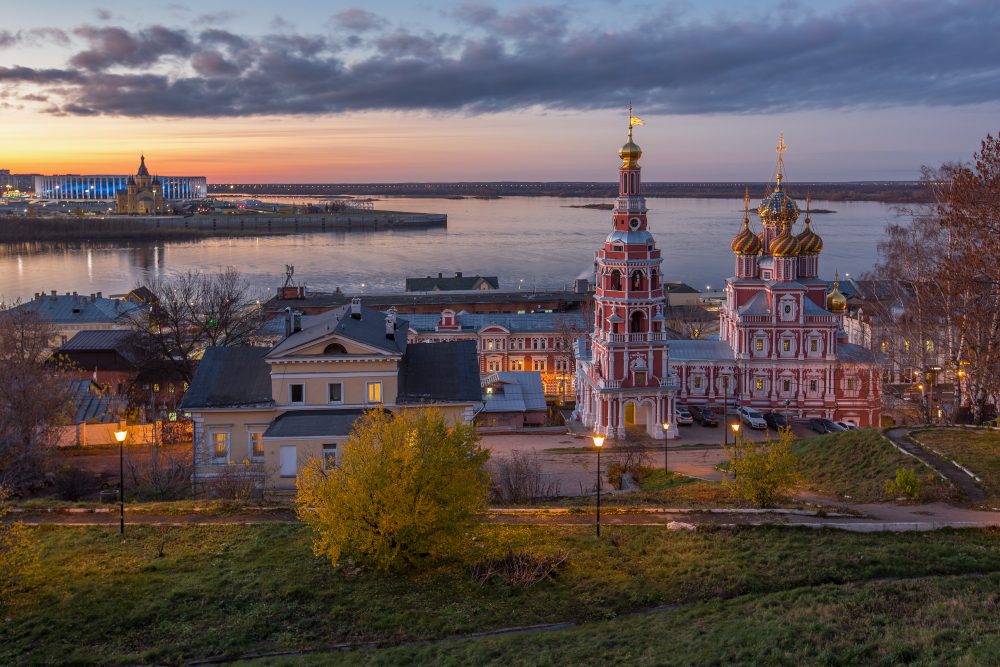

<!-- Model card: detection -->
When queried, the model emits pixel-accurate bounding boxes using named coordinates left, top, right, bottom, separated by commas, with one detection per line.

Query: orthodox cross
left=776, top=132, right=787, bottom=182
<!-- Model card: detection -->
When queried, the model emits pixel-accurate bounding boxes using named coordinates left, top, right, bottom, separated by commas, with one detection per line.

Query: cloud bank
left=1, top=0, right=999, bottom=118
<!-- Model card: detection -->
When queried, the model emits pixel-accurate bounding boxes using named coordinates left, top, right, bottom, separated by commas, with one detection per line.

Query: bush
left=296, top=408, right=490, bottom=572
left=885, top=467, right=924, bottom=498
left=606, top=427, right=654, bottom=489
left=489, top=449, right=560, bottom=504
left=0, top=486, right=38, bottom=606
left=470, top=547, right=572, bottom=587
left=721, top=428, right=799, bottom=507
left=53, top=465, right=92, bottom=501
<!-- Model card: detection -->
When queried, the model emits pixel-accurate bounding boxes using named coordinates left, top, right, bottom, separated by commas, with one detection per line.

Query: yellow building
left=180, top=300, right=482, bottom=495
left=115, top=155, right=166, bottom=214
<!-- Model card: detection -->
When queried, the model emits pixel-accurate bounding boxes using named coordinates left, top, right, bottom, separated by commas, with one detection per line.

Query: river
left=0, top=196, right=901, bottom=302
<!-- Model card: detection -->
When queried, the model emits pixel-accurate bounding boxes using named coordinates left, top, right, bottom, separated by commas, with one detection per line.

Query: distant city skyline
left=2, top=0, right=998, bottom=182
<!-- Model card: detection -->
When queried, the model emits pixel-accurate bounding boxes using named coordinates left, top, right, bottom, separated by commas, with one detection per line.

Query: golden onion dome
left=731, top=218, right=762, bottom=255
left=769, top=223, right=801, bottom=256
left=828, top=280, right=847, bottom=313
left=757, top=177, right=800, bottom=226
left=796, top=217, right=823, bottom=255
left=619, top=128, right=642, bottom=168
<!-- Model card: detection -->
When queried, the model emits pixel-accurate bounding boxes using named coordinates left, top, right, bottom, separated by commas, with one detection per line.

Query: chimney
left=73, top=291, right=78, bottom=298
left=438, top=273, right=442, bottom=278
left=575, top=278, right=589, bottom=294
left=350, top=296, right=361, bottom=320
left=385, top=306, right=397, bottom=340
left=456, top=272, right=462, bottom=278
left=82, top=297, right=88, bottom=305
left=96, top=292, right=102, bottom=299
left=284, top=307, right=292, bottom=337
left=34, top=293, right=39, bottom=300
left=51, top=290, right=57, bottom=301
left=292, top=311, right=302, bottom=333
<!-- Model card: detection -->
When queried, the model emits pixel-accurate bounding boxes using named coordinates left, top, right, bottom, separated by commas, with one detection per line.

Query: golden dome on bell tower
left=619, top=104, right=642, bottom=168
left=828, top=271, right=847, bottom=313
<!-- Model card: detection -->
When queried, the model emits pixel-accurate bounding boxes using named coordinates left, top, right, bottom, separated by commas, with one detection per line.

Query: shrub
left=721, top=428, right=799, bottom=507
left=885, top=467, right=923, bottom=498
left=470, top=547, right=572, bottom=587
left=489, top=449, right=560, bottom=504
left=53, top=465, right=93, bottom=501
left=0, top=486, right=38, bottom=606
left=296, top=408, right=490, bottom=572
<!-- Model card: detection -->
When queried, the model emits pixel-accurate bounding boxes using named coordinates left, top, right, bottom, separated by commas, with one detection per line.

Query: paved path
left=884, top=427, right=986, bottom=503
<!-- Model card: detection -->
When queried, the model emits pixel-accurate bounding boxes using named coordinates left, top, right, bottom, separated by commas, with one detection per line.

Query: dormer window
left=612, top=245, right=623, bottom=252
left=323, top=343, right=347, bottom=354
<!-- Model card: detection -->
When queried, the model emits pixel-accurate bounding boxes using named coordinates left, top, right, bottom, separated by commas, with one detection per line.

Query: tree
left=721, top=428, right=799, bottom=507
left=0, top=300, right=77, bottom=494
left=663, top=305, right=717, bottom=340
left=126, top=267, right=265, bottom=383
left=935, top=134, right=1000, bottom=423
left=0, top=486, right=38, bottom=606
left=296, top=408, right=490, bottom=572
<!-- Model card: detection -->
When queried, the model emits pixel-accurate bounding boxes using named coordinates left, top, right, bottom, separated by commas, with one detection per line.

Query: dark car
left=688, top=405, right=719, bottom=426
left=809, top=418, right=839, bottom=434
left=763, top=412, right=788, bottom=430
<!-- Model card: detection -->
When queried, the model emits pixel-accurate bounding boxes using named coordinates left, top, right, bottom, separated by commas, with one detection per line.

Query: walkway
left=884, top=427, right=986, bottom=503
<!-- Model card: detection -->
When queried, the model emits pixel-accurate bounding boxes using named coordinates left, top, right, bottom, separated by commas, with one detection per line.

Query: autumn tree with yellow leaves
left=721, top=428, right=800, bottom=507
left=0, top=487, right=38, bottom=606
left=296, top=408, right=490, bottom=572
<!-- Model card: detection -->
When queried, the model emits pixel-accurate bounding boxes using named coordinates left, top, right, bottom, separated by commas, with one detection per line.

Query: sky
left=1, top=0, right=999, bottom=182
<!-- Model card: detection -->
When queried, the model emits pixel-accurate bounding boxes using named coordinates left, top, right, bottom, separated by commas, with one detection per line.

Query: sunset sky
left=2, top=0, right=998, bottom=182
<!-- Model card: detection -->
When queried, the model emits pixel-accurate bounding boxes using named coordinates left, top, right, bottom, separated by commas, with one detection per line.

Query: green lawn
left=231, top=574, right=1000, bottom=666
left=914, top=429, right=1000, bottom=503
left=7, top=523, right=1000, bottom=665
left=792, top=429, right=958, bottom=503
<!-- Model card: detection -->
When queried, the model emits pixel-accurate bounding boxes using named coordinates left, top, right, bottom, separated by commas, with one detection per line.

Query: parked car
left=762, top=412, right=788, bottom=430
left=809, top=418, right=840, bottom=434
left=834, top=421, right=857, bottom=430
left=675, top=407, right=694, bottom=425
left=688, top=405, right=719, bottom=426
left=737, top=407, right=768, bottom=430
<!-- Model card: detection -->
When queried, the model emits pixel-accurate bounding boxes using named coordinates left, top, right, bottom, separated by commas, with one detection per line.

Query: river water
left=0, top=197, right=901, bottom=302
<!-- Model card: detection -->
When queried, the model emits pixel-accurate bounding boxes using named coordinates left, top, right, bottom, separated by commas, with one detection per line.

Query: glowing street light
left=114, top=428, right=128, bottom=535
left=731, top=423, right=740, bottom=433
left=662, top=422, right=670, bottom=476
left=593, top=435, right=604, bottom=537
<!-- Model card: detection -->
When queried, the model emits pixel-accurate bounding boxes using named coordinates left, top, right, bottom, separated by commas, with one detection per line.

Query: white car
left=737, top=407, right=768, bottom=430
left=833, top=421, right=856, bottom=431
left=675, top=407, right=694, bottom=425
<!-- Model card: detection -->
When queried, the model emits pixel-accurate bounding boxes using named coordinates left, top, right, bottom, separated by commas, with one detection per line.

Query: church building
left=116, top=155, right=166, bottom=215
left=574, top=128, right=881, bottom=437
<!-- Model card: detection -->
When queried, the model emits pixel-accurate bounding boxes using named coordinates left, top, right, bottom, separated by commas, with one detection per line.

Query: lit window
left=367, top=382, right=382, bottom=403
left=694, top=377, right=701, bottom=389
left=250, top=432, right=264, bottom=459
left=487, top=341, right=494, bottom=350
left=881, top=341, right=889, bottom=353
left=328, top=383, right=342, bottom=404
left=153, top=384, right=160, bottom=393
left=755, top=379, right=764, bottom=391
left=212, top=433, right=228, bottom=460
left=289, top=384, right=305, bottom=404
left=811, top=340, right=818, bottom=352
left=783, top=340, right=791, bottom=352
left=168, top=383, right=175, bottom=394
left=904, top=340, right=911, bottom=352
left=756, top=340, right=764, bottom=351
left=783, top=379, right=791, bottom=392
left=847, top=379, right=856, bottom=390
left=925, top=340, right=934, bottom=353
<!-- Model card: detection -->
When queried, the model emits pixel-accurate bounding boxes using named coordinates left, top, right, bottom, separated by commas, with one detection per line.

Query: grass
left=8, top=497, right=292, bottom=515
left=8, top=523, right=1000, bottom=664
left=792, top=428, right=958, bottom=503
left=233, top=574, right=1000, bottom=666
left=914, top=429, right=1000, bottom=503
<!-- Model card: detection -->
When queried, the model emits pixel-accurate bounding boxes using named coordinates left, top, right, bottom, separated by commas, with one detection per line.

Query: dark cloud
left=7, top=0, right=1000, bottom=118
left=0, top=31, right=17, bottom=49
left=332, top=8, right=386, bottom=32
left=0, top=27, right=69, bottom=49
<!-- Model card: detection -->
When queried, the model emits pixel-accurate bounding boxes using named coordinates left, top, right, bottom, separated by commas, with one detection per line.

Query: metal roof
left=69, top=380, right=127, bottom=423
left=737, top=291, right=771, bottom=316
left=406, top=311, right=587, bottom=334
left=58, top=329, right=132, bottom=351
left=405, top=275, right=499, bottom=292
left=263, top=409, right=371, bottom=439
left=179, top=347, right=274, bottom=410
left=268, top=305, right=408, bottom=357
left=397, top=340, right=481, bottom=404
left=7, top=294, right=143, bottom=324
left=480, top=371, right=547, bottom=413
left=668, top=339, right=736, bottom=362
left=606, top=230, right=654, bottom=245
left=836, top=342, right=878, bottom=364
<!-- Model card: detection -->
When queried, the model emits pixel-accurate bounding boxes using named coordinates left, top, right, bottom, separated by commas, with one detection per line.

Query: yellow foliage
left=0, top=486, right=39, bottom=606
left=721, top=428, right=800, bottom=507
left=296, top=408, right=490, bottom=572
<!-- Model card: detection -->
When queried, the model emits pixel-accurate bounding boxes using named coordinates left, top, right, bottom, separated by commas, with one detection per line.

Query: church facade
left=116, top=156, right=166, bottom=215
left=575, top=129, right=881, bottom=438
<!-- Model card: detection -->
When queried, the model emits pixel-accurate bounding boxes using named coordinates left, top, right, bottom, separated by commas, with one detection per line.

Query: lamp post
left=593, top=435, right=604, bottom=537
left=662, top=422, right=670, bottom=475
left=114, top=427, right=127, bottom=535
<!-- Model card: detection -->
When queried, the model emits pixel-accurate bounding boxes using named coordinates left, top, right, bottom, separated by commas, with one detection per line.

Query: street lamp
left=662, top=422, right=670, bottom=476
left=593, top=435, right=604, bottom=537
left=114, top=427, right=127, bottom=535
left=732, top=423, right=740, bottom=434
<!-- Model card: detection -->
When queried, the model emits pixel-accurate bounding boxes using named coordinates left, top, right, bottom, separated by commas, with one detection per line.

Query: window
left=168, top=383, right=175, bottom=394
left=328, top=383, right=343, bottom=404
left=510, top=360, right=523, bottom=371
left=289, top=384, right=305, bottom=405
left=487, top=340, right=494, bottom=350
left=631, top=270, right=642, bottom=290
left=212, top=433, right=228, bottom=461
left=783, top=379, right=791, bottom=392
left=881, top=341, right=889, bottom=353
left=322, top=443, right=337, bottom=469
left=694, top=377, right=702, bottom=389
left=783, top=340, right=791, bottom=352
left=722, top=377, right=729, bottom=390
left=926, top=340, right=934, bottom=353
left=810, top=379, right=818, bottom=392
left=367, top=382, right=382, bottom=403
left=847, top=378, right=856, bottom=390
left=755, top=379, right=764, bottom=391
left=784, top=305, right=792, bottom=315
left=153, top=383, right=160, bottom=393
left=811, top=340, right=818, bottom=352
left=634, top=371, right=646, bottom=385
left=60, top=335, right=67, bottom=346
left=532, top=339, right=538, bottom=349
left=904, top=340, right=911, bottom=352
left=533, top=359, right=546, bottom=372
left=250, top=432, right=264, bottom=460
left=323, top=343, right=347, bottom=354
left=756, top=339, right=764, bottom=352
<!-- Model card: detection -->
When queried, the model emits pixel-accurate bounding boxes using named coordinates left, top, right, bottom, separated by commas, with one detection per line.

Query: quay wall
left=121, top=214, right=447, bottom=231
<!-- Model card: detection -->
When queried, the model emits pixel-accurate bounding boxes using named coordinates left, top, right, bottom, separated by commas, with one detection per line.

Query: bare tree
left=122, top=425, right=193, bottom=501
left=662, top=305, right=717, bottom=340
left=126, top=267, right=266, bottom=383
left=0, top=300, right=77, bottom=494
left=488, top=449, right=560, bottom=504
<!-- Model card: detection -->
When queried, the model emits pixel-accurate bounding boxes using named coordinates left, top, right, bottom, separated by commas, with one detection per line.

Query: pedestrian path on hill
left=884, top=427, right=987, bottom=503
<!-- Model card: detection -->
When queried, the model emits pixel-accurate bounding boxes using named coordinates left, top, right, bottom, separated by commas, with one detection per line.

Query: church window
left=694, top=377, right=701, bottom=389
left=634, top=371, right=646, bottom=385
left=755, top=379, right=764, bottom=391
left=630, top=311, right=644, bottom=333
left=811, top=340, right=818, bottom=352
left=756, top=339, right=764, bottom=352
left=631, top=270, right=643, bottom=290
left=722, top=377, right=729, bottom=390
left=783, top=379, right=791, bottom=392
left=783, top=340, right=791, bottom=352
left=630, top=172, right=636, bottom=193
left=784, top=305, right=792, bottom=315
left=608, top=270, right=622, bottom=291
left=487, top=340, right=493, bottom=350
left=847, top=378, right=856, bottom=390
left=810, top=379, right=818, bottom=392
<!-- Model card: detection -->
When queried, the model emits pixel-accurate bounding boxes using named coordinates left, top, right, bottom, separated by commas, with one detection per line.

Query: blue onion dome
left=796, top=217, right=823, bottom=254
left=731, top=219, right=763, bottom=255
left=769, top=223, right=801, bottom=256
left=757, top=179, right=800, bottom=226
